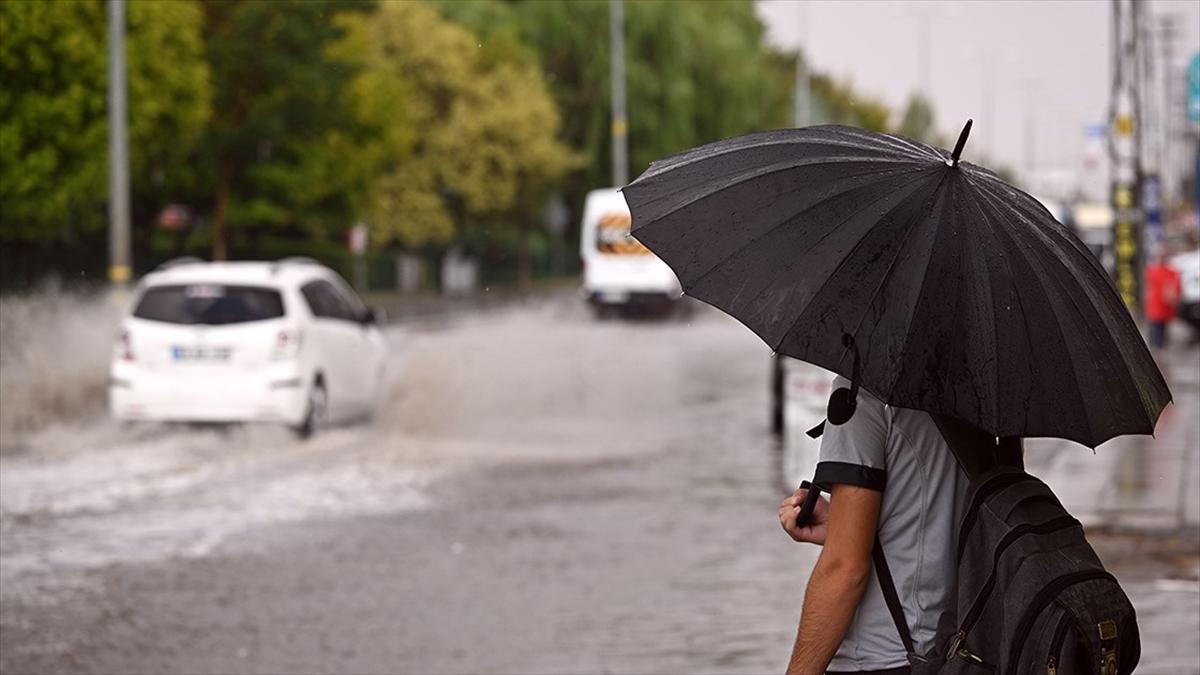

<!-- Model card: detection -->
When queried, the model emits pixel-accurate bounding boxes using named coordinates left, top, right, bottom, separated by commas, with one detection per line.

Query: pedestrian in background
left=1145, top=247, right=1182, bottom=350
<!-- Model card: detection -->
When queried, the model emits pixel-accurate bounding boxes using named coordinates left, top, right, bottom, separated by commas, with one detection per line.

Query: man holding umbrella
left=623, top=121, right=1167, bottom=674
left=776, top=378, right=965, bottom=674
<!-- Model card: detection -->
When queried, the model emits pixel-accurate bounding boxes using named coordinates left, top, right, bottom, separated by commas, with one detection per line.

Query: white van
left=578, top=188, right=681, bottom=316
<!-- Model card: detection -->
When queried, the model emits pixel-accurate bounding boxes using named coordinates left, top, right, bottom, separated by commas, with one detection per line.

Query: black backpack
left=884, top=417, right=1143, bottom=674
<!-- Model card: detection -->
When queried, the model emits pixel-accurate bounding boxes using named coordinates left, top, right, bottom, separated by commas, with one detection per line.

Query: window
left=133, top=285, right=285, bottom=325
left=301, top=280, right=356, bottom=321
left=329, top=279, right=367, bottom=319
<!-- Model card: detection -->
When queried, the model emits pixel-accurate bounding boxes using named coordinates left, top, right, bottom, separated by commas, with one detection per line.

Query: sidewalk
left=1026, top=329, right=1199, bottom=533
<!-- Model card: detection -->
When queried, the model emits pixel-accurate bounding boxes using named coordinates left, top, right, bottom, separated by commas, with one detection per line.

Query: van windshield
left=133, top=285, right=285, bottom=325
left=595, top=211, right=651, bottom=255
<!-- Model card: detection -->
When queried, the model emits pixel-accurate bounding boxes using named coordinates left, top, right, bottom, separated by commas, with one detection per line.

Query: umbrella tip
left=950, top=119, right=973, bottom=167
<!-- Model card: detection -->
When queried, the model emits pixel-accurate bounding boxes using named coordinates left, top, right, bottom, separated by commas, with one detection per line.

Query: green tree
left=446, top=1, right=890, bottom=232
left=897, top=93, right=937, bottom=144
left=333, top=0, right=576, bottom=285
left=198, top=0, right=367, bottom=260
left=501, top=0, right=792, bottom=192
left=0, top=0, right=210, bottom=254
left=806, top=73, right=892, bottom=132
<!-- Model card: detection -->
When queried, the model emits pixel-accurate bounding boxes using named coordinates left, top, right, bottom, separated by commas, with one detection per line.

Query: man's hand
left=778, top=485, right=830, bottom=545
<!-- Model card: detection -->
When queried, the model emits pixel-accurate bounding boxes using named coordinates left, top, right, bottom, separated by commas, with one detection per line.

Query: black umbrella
left=623, top=122, right=1170, bottom=448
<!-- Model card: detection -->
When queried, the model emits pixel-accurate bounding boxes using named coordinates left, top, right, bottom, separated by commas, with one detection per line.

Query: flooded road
left=1, top=295, right=1196, bottom=673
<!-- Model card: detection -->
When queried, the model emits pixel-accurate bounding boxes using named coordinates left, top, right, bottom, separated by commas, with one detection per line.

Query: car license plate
left=171, top=345, right=232, bottom=361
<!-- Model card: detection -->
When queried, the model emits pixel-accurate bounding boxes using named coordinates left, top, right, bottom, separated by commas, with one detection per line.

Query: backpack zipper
left=957, top=472, right=1037, bottom=562
left=1047, top=610, right=1071, bottom=675
left=1007, top=570, right=1119, bottom=672
left=956, top=515, right=1079, bottom=638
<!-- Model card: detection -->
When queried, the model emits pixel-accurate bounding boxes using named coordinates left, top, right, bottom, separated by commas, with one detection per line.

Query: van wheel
left=293, top=380, right=327, bottom=439
left=590, top=302, right=614, bottom=320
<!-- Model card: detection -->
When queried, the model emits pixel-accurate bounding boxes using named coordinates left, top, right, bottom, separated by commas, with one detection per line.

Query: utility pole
left=1158, top=14, right=1180, bottom=202
left=609, top=0, right=628, bottom=187
left=1022, top=79, right=1038, bottom=181
left=911, top=5, right=933, bottom=99
left=1109, top=0, right=1143, bottom=314
left=793, top=1, right=811, bottom=127
left=980, top=54, right=995, bottom=159
left=107, top=0, right=131, bottom=287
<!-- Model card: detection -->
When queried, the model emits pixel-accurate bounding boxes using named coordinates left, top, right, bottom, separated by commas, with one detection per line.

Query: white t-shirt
left=814, top=377, right=968, bottom=671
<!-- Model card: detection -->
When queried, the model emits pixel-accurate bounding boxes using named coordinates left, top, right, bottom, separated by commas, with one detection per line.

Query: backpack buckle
left=1098, top=620, right=1118, bottom=675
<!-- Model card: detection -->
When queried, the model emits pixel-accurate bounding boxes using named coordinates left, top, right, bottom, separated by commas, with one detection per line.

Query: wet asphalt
left=0, top=295, right=1196, bottom=674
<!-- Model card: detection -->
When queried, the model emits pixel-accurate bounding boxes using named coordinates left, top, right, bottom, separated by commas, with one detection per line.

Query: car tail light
left=271, top=329, right=303, bottom=360
left=118, top=329, right=135, bottom=362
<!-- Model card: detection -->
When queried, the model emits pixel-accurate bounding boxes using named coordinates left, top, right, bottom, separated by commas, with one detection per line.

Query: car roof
left=139, top=260, right=334, bottom=289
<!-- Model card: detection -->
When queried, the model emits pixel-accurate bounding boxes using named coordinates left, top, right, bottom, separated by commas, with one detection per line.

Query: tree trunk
left=517, top=220, right=532, bottom=290
left=211, top=157, right=233, bottom=261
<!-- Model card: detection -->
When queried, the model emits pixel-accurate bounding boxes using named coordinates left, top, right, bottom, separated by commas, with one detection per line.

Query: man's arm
left=785, top=483, right=881, bottom=675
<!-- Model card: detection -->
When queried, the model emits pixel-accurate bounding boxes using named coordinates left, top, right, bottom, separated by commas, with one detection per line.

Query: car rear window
left=133, top=284, right=285, bottom=325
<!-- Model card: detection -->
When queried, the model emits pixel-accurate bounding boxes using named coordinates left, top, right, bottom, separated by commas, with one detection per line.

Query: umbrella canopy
left=623, top=123, right=1170, bottom=447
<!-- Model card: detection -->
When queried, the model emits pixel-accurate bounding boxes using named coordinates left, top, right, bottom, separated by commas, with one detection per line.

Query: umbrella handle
left=795, top=480, right=825, bottom=528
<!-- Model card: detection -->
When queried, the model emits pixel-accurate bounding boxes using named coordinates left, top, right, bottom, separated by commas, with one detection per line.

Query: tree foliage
left=0, top=0, right=210, bottom=244
left=198, top=0, right=368, bottom=259
left=499, top=0, right=792, bottom=191
left=1, top=0, right=904, bottom=286
left=444, top=0, right=889, bottom=228
left=333, top=1, right=576, bottom=250
left=897, top=93, right=938, bottom=144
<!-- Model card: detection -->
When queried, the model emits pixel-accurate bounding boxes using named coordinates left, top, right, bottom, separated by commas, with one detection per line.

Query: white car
left=109, top=258, right=387, bottom=437
left=1170, top=248, right=1200, bottom=334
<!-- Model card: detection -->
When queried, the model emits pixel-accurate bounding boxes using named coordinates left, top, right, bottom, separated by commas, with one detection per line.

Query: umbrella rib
left=634, top=127, right=935, bottom=183
left=824, top=125, right=945, bottom=162
left=631, top=158, right=909, bottom=217
left=969, top=181, right=1099, bottom=442
left=840, top=173, right=950, bottom=351
left=959, top=180, right=1020, bottom=435
left=773, top=171, right=948, bottom=358
left=880, top=182, right=981, bottom=424
left=670, top=168, right=929, bottom=293
left=971, top=177, right=1167, bottom=435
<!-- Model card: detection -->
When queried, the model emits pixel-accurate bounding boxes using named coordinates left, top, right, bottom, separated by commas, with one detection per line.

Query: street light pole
left=609, top=0, right=628, bottom=187
left=107, top=0, right=131, bottom=287
left=793, top=1, right=811, bottom=128
left=1109, top=0, right=1143, bottom=314
left=1158, top=14, right=1180, bottom=202
left=1022, top=79, right=1038, bottom=181
left=911, top=5, right=932, bottom=98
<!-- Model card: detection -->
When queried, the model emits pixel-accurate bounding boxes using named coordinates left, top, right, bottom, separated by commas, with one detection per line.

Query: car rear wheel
left=293, top=380, right=327, bottom=439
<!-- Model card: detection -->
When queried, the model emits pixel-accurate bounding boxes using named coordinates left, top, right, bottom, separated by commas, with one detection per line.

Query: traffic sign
left=348, top=222, right=368, bottom=255
left=1188, top=52, right=1200, bottom=125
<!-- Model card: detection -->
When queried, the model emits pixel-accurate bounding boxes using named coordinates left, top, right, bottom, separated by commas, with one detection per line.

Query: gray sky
left=755, top=0, right=1200, bottom=199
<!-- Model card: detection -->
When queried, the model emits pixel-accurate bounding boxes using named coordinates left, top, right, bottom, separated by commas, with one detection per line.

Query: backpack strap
left=871, top=407, right=918, bottom=659
left=797, top=479, right=916, bottom=656
left=872, top=535, right=916, bottom=655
